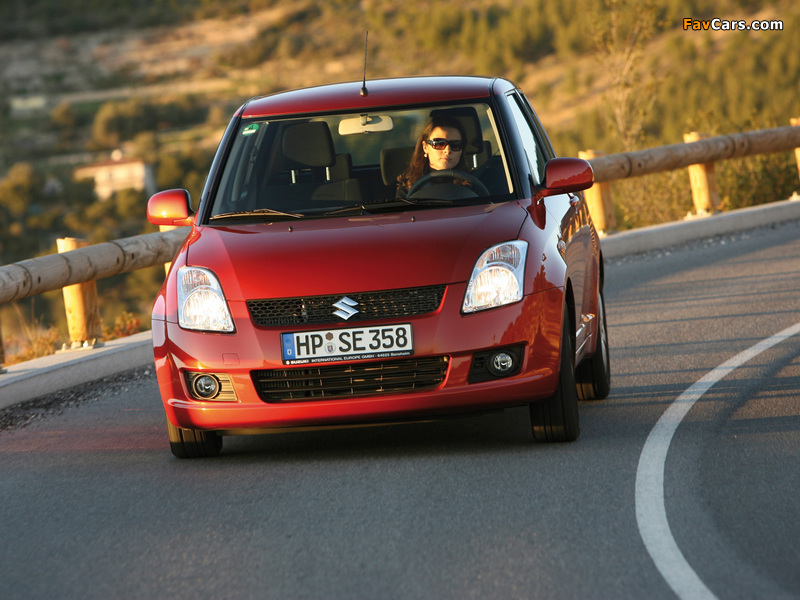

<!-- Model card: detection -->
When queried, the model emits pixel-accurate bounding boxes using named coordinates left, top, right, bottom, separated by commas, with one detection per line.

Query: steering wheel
left=407, top=169, right=490, bottom=199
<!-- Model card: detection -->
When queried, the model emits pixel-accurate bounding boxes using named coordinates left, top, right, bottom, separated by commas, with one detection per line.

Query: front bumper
left=152, top=284, right=565, bottom=432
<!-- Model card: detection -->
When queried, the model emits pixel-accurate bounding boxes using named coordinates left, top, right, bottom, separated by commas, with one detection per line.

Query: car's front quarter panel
left=517, top=199, right=567, bottom=298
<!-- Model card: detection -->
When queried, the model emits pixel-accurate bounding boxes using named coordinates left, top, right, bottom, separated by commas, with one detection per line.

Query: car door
left=504, top=91, right=592, bottom=344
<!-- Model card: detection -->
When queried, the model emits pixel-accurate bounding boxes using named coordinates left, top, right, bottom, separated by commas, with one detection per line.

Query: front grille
left=247, top=285, right=446, bottom=327
left=251, top=356, right=449, bottom=402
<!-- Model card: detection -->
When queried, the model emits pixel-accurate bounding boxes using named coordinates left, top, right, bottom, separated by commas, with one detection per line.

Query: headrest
left=380, top=146, right=414, bottom=186
left=282, top=122, right=336, bottom=169
left=330, top=153, right=353, bottom=180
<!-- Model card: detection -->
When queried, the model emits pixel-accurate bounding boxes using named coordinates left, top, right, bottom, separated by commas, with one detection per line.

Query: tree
left=0, top=162, right=38, bottom=217
left=0, top=162, right=45, bottom=263
left=592, top=0, right=659, bottom=151
left=131, top=131, right=159, bottom=164
left=51, top=101, right=77, bottom=129
left=156, top=147, right=215, bottom=204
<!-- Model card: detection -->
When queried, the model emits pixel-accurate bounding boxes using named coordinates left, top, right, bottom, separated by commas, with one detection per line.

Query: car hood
left=185, top=202, right=530, bottom=300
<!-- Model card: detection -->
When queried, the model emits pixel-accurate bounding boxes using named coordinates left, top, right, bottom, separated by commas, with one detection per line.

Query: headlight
left=177, top=266, right=235, bottom=332
left=462, top=241, right=527, bottom=313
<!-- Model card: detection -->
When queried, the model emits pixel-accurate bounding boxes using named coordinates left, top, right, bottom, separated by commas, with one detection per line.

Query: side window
left=505, top=93, right=547, bottom=185
left=518, top=93, right=556, bottom=161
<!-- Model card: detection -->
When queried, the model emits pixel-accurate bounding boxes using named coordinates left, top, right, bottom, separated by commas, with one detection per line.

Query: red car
left=147, top=76, right=609, bottom=458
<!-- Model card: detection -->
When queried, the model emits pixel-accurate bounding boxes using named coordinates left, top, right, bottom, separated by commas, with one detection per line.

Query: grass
left=1, top=307, right=143, bottom=367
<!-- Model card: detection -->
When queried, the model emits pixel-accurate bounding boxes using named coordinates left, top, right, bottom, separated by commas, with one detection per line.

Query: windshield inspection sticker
left=242, top=123, right=260, bottom=136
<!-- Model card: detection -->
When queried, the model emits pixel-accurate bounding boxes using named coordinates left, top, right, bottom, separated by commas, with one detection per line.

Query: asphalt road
left=1, top=220, right=799, bottom=600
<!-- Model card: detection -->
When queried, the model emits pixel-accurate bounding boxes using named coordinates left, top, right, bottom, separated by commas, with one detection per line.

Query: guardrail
left=1, top=123, right=799, bottom=367
left=0, top=227, right=188, bottom=367
left=580, top=123, right=800, bottom=231
left=0, top=227, right=188, bottom=306
left=590, top=125, right=800, bottom=182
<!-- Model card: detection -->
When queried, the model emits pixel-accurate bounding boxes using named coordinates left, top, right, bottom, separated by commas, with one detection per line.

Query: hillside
left=2, top=0, right=799, bottom=246
left=3, top=1, right=798, bottom=149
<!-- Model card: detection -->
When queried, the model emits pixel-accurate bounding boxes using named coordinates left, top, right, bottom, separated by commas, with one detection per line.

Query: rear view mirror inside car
left=338, top=114, right=393, bottom=135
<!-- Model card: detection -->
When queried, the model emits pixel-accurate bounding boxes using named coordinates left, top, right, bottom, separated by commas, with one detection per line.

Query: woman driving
left=396, top=114, right=470, bottom=197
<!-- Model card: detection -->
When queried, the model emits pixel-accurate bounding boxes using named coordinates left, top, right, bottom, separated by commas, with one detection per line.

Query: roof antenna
left=360, top=31, right=369, bottom=97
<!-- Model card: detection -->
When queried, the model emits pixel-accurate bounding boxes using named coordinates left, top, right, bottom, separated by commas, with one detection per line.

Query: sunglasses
left=425, top=138, right=465, bottom=151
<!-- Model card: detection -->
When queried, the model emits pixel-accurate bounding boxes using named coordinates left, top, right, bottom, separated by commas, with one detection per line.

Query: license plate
left=281, top=324, right=414, bottom=364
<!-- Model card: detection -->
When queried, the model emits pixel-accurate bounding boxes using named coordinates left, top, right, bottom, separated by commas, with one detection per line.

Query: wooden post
left=0, top=319, right=5, bottom=373
left=578, top=150, right=616, bottom=233
left=791, top=118, right=800, bottom=183
left=57, top=238, right=103, bottom=349
left=159, top=225, right=177, bottom=275
left=683, top=132, right=720, bottom=215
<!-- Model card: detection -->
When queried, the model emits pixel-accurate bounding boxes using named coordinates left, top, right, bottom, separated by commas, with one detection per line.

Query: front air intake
left=251, top=356, right=449, bottom=402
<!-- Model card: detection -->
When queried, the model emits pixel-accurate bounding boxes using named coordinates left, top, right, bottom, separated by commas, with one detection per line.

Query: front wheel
left=530, top=307, right=580, bottom=442
left=576, top=289, right=611, bottom=401
left=166, top=417, right=222, bottom=458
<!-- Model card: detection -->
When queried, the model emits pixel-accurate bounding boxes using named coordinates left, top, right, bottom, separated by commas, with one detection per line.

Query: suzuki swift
left=147, top=75, right=610, bottom=458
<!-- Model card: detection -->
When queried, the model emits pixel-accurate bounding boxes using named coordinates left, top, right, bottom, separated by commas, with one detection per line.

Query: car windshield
left=207, top=103, right=514, bottom=222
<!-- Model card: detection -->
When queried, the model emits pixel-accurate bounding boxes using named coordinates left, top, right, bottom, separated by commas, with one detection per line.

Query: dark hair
left=397, top=114, right=468, bottom=193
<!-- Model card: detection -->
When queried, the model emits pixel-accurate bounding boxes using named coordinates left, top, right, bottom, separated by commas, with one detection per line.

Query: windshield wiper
left=209, top=208, right=304, bottom=221
left=402, top=197, right=455, bottom=205
left=323, top=200, right=401, bottom=216
left=324, top=197, right=452, bottom=216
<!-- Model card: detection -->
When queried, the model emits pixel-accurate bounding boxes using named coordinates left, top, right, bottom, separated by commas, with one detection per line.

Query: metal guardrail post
left=578, top=149, right=616, bottom=233
left=56, top=237, right=103, bottom=349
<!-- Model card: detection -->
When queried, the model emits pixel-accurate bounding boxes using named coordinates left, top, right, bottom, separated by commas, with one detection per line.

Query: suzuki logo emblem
left=333, top=297, right=359, bottom=320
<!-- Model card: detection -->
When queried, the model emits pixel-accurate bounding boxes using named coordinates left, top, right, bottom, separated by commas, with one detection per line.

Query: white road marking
left=635, top=321, right=800, bottom=600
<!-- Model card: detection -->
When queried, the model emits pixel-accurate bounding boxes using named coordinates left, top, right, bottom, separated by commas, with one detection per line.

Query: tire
left=166, top=416, right=222, bottom=458
left=530, top=307, right=580, bottom=442
left=576, top=289, right=611, bottom=401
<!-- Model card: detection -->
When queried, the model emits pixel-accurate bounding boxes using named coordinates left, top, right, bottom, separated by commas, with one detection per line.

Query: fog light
left=468, top=346, right=524, bottom=383
left=488, top=352, right=515, bottom=376
left=192, top=374, right=220, bottom=399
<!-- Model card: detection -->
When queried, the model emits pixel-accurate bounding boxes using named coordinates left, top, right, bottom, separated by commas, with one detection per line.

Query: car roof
left=238, top=76, right=516, bottom=119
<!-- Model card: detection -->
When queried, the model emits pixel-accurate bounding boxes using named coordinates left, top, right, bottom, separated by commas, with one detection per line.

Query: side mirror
left=536, top=158, right=594, bottom=199
left=147, top=189, right=194, bottom=226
